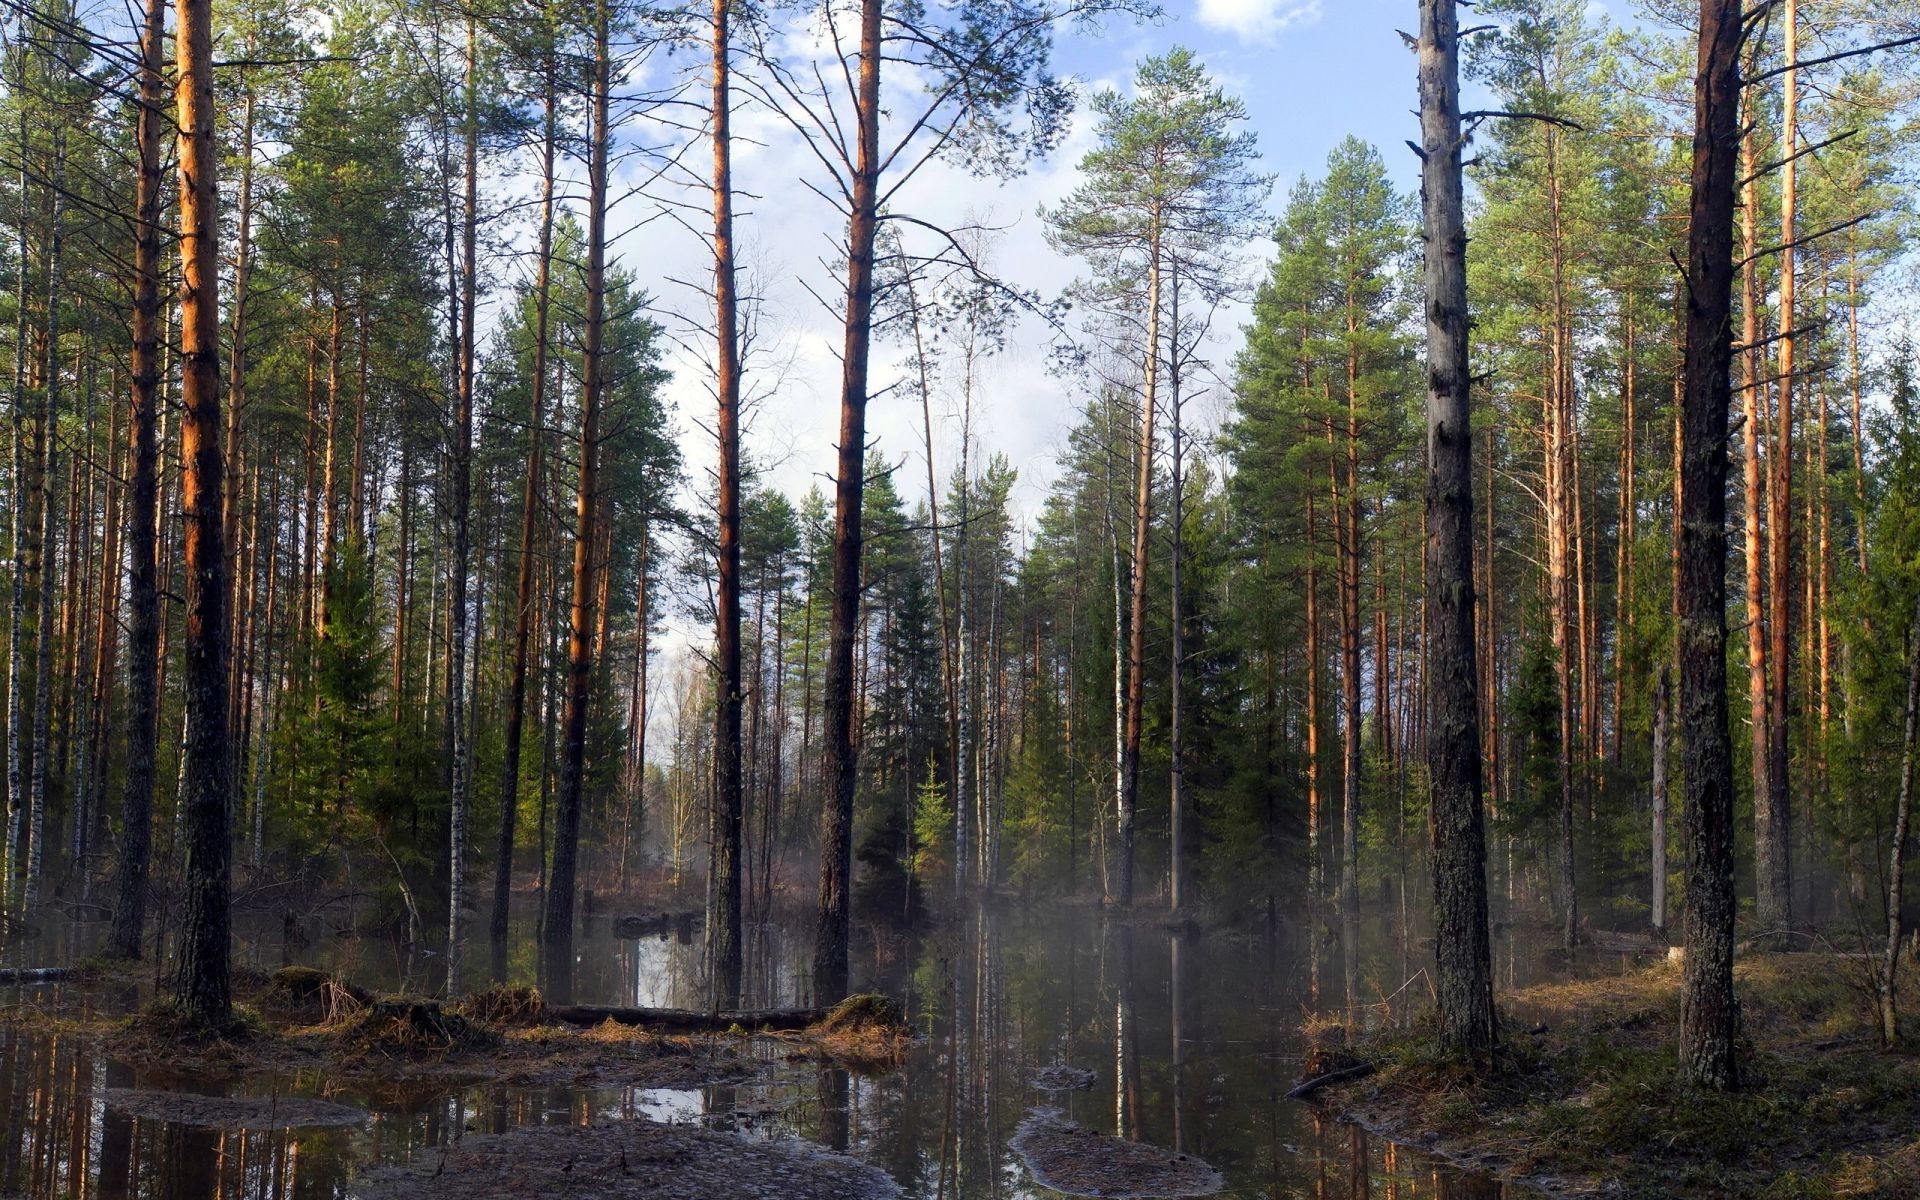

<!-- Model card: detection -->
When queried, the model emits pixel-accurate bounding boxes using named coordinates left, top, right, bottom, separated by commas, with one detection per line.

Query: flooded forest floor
left=1313, top=952, right=1920, bottom=1199
left=2, top=961, right=904, bottom=1090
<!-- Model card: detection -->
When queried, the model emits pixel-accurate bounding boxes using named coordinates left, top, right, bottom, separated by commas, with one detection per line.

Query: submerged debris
left=103, top=1087, right=366, bottom=1130
left=1011, top=1109, right=1224, bottom=1199
left=351, top=1118, right=901, bottom=1199
left=610, top=910, right=701, bottom=938
left=1032, top=1065, right=1097, bottom=1091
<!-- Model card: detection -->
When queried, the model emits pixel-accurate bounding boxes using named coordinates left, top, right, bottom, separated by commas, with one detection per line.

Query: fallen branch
left=546, top=1003, right=830, bottom=1032
left=1286, top=1062, right=1376, bottom=1101
left=0, top=967, right=78, bottom=985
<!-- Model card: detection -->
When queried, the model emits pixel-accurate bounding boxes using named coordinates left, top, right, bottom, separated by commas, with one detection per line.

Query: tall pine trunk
left=1677, top=0, right=1743, bottom=1092
left=171, top=0, right=235, bottom=1027
left=491, top=30, right=557, bottom=975
left=107, top=0, right=165, bottom=959
left=1118, top=233, right=1160, bottom=910
left=1419, top=0, right=1495, bottom=1061
left=445, top=10, right=480, bottom=993
left=541, top=0, right=609, bottom=1005
left=812, top=0, right=882, bottom=1004
left=1759, top=0, right=1799, bottom=931
left=709, top=0, right=744, bottom=1008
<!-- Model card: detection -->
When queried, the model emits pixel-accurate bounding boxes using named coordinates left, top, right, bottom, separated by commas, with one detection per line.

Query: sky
left=622, top=0, right=1491, bottom=545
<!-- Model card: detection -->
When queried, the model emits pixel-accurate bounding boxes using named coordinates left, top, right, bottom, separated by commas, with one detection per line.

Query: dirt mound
left=816, top=993, right=904, bottom=1033
left=458, top=984, right=546, bottom=1028
left=1011, top=1109, right=1223, bottom=1198
left=104, top=1087, right=366, bottom=1130
left=351, top=1118, right=900, bottom=1199
left=343, top=998, right=497, bottom=1055
left=254, top=966, right=371, bottom=1025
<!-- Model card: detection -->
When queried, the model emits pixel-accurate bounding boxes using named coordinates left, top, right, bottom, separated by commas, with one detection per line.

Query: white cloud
left=1193, top=0, right=1321, bottom=43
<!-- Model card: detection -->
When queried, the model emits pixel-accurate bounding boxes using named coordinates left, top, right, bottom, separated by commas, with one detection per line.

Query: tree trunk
left=445, top=10, right=480, bottom=995
left=491, top=32, right=557, bottom=975
left=1879, top=592, right=1920, bottom=1047
left=709, top=0, right=745, bottom=1009
left=812, top=0, right=882, bottom=1005
left=1739, top=123, right=1772, bottom=919
left=1168, top=267, right=1187, bottom=915
left=108, top=0, right=165, bottom=959
left=1677, top=0, right=1743, bottom=1091
left=1419, top=0, right=1495, bottom=1062
left=1758, top=0, right=1799, bottom=934
left=171, top=0, right=235, bottom=1027
left=1651, top=667, right=1670, bottom=936
left=1118, top=232, right=1161, bottom=911
left=540, top=0, right=609, bottom=1006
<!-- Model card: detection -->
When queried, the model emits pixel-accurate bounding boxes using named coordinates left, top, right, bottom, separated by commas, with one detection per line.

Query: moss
left=128, top=998, right=267, bottom=1044
left=1311, top=954, right=1920, bottom=1199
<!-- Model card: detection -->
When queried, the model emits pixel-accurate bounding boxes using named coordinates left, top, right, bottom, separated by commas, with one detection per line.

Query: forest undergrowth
left=1312, top=952, right=1920, bottom=1198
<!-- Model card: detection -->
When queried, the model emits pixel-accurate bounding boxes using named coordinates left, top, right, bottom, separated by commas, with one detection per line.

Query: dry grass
left=1311, top=953, right=1920, bottom=1199
left=778, top=993, right=911, bottom=1069
left=457, top=983, right=546, bottom=1028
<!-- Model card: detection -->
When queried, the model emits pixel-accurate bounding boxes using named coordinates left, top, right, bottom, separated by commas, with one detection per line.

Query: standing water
left=0, top=904, right=1525, bottom=1197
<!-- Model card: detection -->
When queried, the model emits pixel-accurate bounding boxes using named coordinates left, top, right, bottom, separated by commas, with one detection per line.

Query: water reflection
left=1, top=905, right=1534, bottom=1197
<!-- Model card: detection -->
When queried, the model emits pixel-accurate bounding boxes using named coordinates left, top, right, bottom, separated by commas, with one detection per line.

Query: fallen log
left=0, top=967, right=78, bottom=985
left=1286, top=1062, right=1375, bottom=1101
left=546, top=1003, right=829, bottom=1032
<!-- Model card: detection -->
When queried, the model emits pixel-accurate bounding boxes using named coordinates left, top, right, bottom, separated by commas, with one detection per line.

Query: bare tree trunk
left=709, top=0, right=744, bottom=1009
left=3, top=112, right=27, bottom=910
left=541, top=0, right=609, bottom=1005
left=1168, top=268, right=1187, bottom=915
left=812, top=0, right=882, bottom=1004
left=1739, top=123, right=1771, bottom=917
left=445, top=10, right=480, bottom=995
left=1761, top=0, right=1799, bottom=932
left=491, top=32, right=557, bottom=975
left=171, top=0, right=235, bottom=1026
left=1677, top=0, right=1743, bottom=1091
left=107, top=0, right=165, bottom=958
left=1118, top=235, right=1161, bottom=911
left=1306, top=492, right=1323, bottom=1007
left=1879, top=592, right=1920, bottom=1047
left=24, top=135, right=65, bottom=915
left=1651, top=667, right=1670, bottom=936
left=1419, top=0, right=1495, bottom=1061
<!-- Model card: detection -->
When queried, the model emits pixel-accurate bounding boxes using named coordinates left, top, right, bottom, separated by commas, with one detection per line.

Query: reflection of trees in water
left=1114, top=922, right=1140, bottom=1141
left=0, top=1026, right=373, bottom=1200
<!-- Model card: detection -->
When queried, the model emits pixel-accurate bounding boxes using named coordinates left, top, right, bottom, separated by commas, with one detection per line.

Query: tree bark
left=709, top=0, right=745, bottom=1009
left=1739, top=123, right=1772, bottom=919
left=492, top=29, right=557, bottom=975
left=812, top=0, right=882, bottom=1004
left=107, top=0, right=166, bottom=960
left=1419, top=0, right=1495, bottom=1062
left=171, top=0, right=235, bottom=1026
left=1118, top=234, right=1161, bottom=911
left=541, top=0, right=609, bottom=1006
left=1760, top=0, right=1799, bottom=932
left=1879, top=592, right=1920, bottom=1047
left=1677, top=0, right=1743, bottom=1092
left=1651, top=667, right=1670, bottom=936
left=445, top=9, right=480, bottom=994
